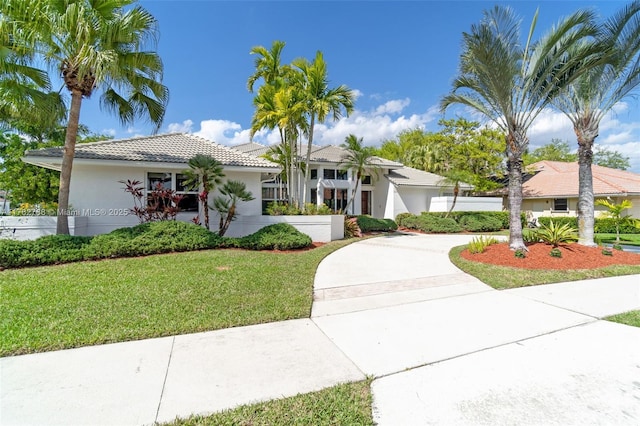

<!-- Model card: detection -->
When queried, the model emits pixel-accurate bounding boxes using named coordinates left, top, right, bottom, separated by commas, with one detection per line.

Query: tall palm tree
left=293, top=51, right=355, bottom=209
left=441, top=5, right=603, bottom=250
left=3, top=0, right=169, bottom=234
left=247, top=40, right=288, bottom=93
left=551, top=1, right=640, bottom=246
left=183, top=154, right=225, bottom=230
left=339, top=134, right=380, bottom=214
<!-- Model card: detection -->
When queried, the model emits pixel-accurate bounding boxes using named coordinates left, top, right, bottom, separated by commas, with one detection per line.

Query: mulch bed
left=461, top=242, right=640, bottom=270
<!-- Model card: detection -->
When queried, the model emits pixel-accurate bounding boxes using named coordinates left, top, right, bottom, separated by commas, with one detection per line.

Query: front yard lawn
left=605, top=310, right=640, bottom=327
left=0, top=240, right=352, bottom=356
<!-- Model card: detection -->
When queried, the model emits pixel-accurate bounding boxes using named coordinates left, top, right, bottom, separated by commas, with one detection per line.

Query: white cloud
left=102, top=128, right=117, bottom=137
left=167, top=119, right=194, bottom=133
left=374, top=98, right=411, bottom=115
left=194, top=119, right=253, bottom=145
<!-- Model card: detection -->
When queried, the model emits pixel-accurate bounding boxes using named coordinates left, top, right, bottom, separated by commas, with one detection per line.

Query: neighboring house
left=520, top=161, right=640, bottom=220
left=22, top=133, right=280, bottom=236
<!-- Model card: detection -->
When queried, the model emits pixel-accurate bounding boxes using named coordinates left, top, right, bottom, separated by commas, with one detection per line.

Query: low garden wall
left=429, top=196, right=503, bottom=212
left=0, top=216, right=88, bottom=241
left=227, top=215, right=344, bottom=242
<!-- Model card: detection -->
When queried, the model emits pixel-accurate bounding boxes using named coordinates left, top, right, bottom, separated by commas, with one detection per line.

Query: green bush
left=344, top=217, right=362, bottom=238
left=236, top=223, right=312, bottom=250
left=535, top=220, right=578, bottom=247
left=86, top=221, right=222, bottom=258
left=457, top=213, right=504, bottom=232
left=402, top=214, right=463, bottom=233
left=0, top=235, right=92, bottom=268
left=395, top=213, right=414, bottom=227
left=467, top=235, right=500, bottom=254
left=595, top=218, right=640, bottom=234
left=356, top=216, right=398, bottom=232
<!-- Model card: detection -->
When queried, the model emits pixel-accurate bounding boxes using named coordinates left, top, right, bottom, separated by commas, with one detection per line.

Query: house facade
left=20, top=133, right=498, bottom=239
left=520, top=161, right=640, bottom=220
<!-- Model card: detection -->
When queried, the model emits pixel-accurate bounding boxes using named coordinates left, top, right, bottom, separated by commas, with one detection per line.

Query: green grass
left=0, top=240, right=353, bottom=356
left=605, top=310, right=640, bottom=327
left=596, top=233, right=640, bottom=247
left=449, top=245, right=640, bottom=290
left=159, top=380, right=373, bottom=426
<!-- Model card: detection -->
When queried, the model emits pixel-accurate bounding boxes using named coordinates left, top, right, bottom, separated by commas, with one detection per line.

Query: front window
left=146, top=172, right=198, bottom=212
left=323, top=169, right=336, bottom=180
left=336, top=169, right=348, bottom=180
left=310, top=169, right=317, bottom=180
left=362, top=175, right=372, bottom=185
left=553, top=198, right=568, bottom=211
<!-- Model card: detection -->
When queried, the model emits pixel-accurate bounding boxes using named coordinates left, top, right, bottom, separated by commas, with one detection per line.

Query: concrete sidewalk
left=2, top=233, right=639, bottom=425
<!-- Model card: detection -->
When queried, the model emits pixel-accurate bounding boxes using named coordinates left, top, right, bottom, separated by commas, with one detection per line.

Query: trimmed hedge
left=537, top=216, right=640, bottom=234
left=230, top=223, right=312, bottom=250
left=356, top=216, right=398, bottom=232
left=0, top=221, right=312, bottom=269
left=402, top=214, right=463, bottom=233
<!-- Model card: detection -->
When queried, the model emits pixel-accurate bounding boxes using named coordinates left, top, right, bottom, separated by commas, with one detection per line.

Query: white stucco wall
left=429, top=196, right=503, bottom=213
left=66, top=164, right=268, bottom=236
left=226, top=215, right=344, bottom=242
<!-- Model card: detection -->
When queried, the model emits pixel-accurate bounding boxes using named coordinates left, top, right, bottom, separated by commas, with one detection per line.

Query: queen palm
left=293, top=51, right=355, bottom=209
left=339, top=134, right=379, bottom=214
left=551, top=1, right=640, bottom=246
left=3, top=0, right=169, bottom=234
left=441, top=6, right=602, bottom=250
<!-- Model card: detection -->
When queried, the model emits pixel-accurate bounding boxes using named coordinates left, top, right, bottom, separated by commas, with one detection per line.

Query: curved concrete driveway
left=311, top=233, right=640, bottom=425
left=2, top=233, right=639, bottom=425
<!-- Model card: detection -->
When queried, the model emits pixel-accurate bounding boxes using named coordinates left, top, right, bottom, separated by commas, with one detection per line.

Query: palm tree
left=247, top=40, right=288, bottom=93
left=183, top=154, right=225, bottom=230
left=3, top=0, right=169, bottom=234
left=551, top=1, right=640, bottom=246
left=441, top=6, right=603, bottom=250
left=293, top=51, right=355, bottom=209
left=339, top=134, right=380, bottom=214
left=213, top=180, right=254, bottom=237
left=595, top=198, right=633, bottom=244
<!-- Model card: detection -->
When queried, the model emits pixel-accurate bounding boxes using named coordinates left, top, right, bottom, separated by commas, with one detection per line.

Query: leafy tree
left=441, top=6, right=603, bottom=250
left=339, top=134, right=380, bottom=214
left=551, top=1, right=640, bottom=246
left=593, top=145, right=631, bottom=170
left=524, top=139, right=578, bottom=165
left=213, top=180, right=254, bottom=237
left=2, top=0, right=169, bottom=234
left=375, top=129, right=427, bottom=164
left=183, top=154, right=225, bottom=230
left=293, top=51, right=354, bottom=209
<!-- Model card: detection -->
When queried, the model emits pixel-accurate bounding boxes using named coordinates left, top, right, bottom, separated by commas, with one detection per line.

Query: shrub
left=265, top=202, right=301, bottom=216
left=356, top=216, right=398, bottom=232
left=395, top=212, right=414, bottom=227
left=522, top=229, right=539, bottom=243
left=514, top=248, right=527, bottom=258
left=403, top=214, right=463, bottom=233
left=535, top=220, right=578, bottom=247
left=236, top=223, right=312, bottom=250
left=467, top=235, right=499, bottom=254
left=550, top=247, right=562, bottom=258
left=594, top=218, right=640, bottom=234
left=0, top=235, right=92, bottom=268
left=602, top=248, right=613, bottom=256
left=537, top=216, right=578, bottom=229
left=344, top=217, right=362, bottom=238
left=457, top=213, right=503, bottom=232
left=304, top=203, right=333, bottom=215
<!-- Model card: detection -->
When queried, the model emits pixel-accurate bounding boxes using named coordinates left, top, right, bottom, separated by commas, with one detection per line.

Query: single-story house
left=20, top=133, right=502, bottom=239
left=520, top=161, right=640, bottom=219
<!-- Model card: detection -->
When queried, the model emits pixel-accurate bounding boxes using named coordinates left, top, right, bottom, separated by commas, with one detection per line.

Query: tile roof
left=234, top=142, right=403, bottom=168
left=523, top=161, right=640, bottom=197
left=24, top=133, right=279, bottom=169
left=386, top=166, right=473, bottom=189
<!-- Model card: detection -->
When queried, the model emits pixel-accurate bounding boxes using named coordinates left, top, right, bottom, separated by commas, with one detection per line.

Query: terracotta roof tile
left=524, top=161, right=640, bottom=197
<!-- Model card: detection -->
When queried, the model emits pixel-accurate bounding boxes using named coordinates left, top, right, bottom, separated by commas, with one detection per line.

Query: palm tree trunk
left=506, top=144, right=526, bottom=251
left=57, top=89, right=82, bottom=235
left=302, top=114, right=316, bottom=211
left=576, top=129, right=597, bottom=246
left=445, top=182, right=459, bottom=219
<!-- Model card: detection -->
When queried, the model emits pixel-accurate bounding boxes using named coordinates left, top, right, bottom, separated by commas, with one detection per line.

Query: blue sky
left=77, top=0, right=640, bottom=172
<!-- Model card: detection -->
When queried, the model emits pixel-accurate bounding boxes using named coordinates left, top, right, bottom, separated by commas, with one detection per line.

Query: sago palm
left=3, top=0, right=169, bottom=234
left=551, top=1, right=640, bottom=246
left=441, top=5, right=603, bottom=250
